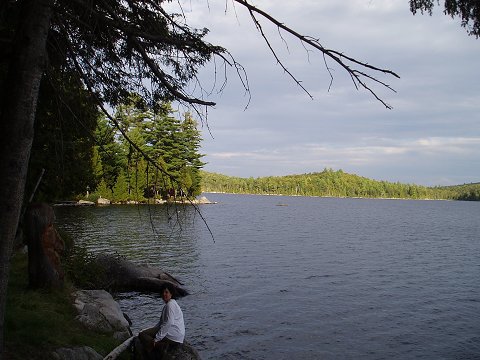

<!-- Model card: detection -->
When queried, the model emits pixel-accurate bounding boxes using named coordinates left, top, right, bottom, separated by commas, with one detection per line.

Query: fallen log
left=103, top=335, right=135, bottom=360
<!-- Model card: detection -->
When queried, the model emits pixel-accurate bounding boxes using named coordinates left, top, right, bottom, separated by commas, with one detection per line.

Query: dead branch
left=233, top=0, right=400, bottom=109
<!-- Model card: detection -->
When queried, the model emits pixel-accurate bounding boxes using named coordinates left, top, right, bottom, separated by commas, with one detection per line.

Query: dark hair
left=161, top=283, right=177, bottom=298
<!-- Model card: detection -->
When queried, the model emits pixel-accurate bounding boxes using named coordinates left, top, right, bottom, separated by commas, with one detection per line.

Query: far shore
left=202, top=191, right=452, bottom=201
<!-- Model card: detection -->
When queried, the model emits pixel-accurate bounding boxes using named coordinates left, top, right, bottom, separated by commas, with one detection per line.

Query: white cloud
left=171, top=1, right=480, bottom=186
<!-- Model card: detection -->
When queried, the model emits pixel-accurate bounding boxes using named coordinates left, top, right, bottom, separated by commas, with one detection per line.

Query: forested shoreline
left=200, top=169, right=480, bottom=201
left=27, top=96, right=205, bottom=204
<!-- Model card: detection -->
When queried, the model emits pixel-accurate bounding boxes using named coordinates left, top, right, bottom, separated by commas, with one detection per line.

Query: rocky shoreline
left=53, top=195, right=216, bottom=207
left=26, top=201, right=205, bottom=359
left=52, top=255, right=200, bottom=360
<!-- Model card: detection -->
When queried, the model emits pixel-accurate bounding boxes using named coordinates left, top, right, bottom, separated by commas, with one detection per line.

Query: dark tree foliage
left=27, top=71, right=99, bottom=201
left=410, top=0, right=480, bottom=37
left=103, top=101, right=205, bottom=200
left=48, top=0, right=224, bottom=108
left=95, top=116, right=125, bottom=194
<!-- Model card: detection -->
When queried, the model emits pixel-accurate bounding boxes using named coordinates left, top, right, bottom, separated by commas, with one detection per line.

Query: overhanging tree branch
left=57, top=17, right=216, bottom=241
left=233, top=0, right=400, bottom=109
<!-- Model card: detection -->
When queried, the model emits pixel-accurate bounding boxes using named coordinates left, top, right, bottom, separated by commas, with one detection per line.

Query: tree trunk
left=0, top=0, right=54, bottom=356
left=25, top=203, right=65, bottom=289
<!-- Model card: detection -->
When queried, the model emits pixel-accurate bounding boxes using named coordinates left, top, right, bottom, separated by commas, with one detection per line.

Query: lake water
left=54, top=193, right=480, bottom=359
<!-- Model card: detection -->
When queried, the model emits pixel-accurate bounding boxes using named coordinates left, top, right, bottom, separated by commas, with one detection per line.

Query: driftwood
left=103, top=335, right=135, bottom=360
left=25, top=203, right=65, bottom=289
left=93, top=254, right=189, bottom=296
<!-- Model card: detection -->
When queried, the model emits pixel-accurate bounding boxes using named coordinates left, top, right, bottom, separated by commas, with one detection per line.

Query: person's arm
left=155, top=302, right=175, bottom=341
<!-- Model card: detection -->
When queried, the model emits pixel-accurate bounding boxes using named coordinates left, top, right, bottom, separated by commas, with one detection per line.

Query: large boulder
left=73, top=289, right=131, bottom=341
left=133, top=337, right=201, bottom=360
left=194, top=196, right=216, bottom=204
left=102, top=336, right=201, bottom=360
left=92, top=255, right=189, bottom=296
left=97, top=197, right=111, bottom=205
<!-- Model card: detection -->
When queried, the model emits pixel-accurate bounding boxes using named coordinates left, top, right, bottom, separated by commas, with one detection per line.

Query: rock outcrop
left=194, top=196, right=216, bottom=204
left=73, top=289, right=132, bottom=341
left=78, top=200, right=95, bottom=206
left=133, top=338, right=201, bottom=360
left=97, top=197, right=111, bottom=205
left=92, top=254, right=189, bottom=296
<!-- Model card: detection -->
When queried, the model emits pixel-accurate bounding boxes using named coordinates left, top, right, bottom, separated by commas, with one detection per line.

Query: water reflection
left=55, top=204, right=202, bottom=268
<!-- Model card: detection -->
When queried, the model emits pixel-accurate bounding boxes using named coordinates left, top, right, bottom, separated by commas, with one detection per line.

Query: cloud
left=203, top=136, right=480, bottom=185
left=174, top=1, right=480, bottom=186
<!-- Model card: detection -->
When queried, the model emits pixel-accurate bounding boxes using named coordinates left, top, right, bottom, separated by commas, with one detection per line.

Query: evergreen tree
left=95, top=116, right=124, bottom=194
left=27, top=72, right=99, bottom=201
left=179, top=113, right=205, bottom=197
left=94, top=101, right=205, bottom=201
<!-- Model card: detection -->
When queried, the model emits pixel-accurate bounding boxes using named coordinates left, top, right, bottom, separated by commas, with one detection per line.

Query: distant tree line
left=201, top=169, right=480, bottom=201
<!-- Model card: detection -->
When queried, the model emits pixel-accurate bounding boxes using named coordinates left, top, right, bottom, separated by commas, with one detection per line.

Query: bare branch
left=233, top=0, right=400, bottom=109
left=246, top=8, right=314, bottom=99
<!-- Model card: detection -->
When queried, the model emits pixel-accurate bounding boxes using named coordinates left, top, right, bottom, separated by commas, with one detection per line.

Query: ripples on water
left=54, top=194, right=480, bottom=359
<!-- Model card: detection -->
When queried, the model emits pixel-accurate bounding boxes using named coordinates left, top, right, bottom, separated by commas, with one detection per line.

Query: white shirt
left=155, top=299, right=185, bottom=343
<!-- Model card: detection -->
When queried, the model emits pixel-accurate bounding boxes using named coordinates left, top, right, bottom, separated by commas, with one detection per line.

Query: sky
left=173, top=0, right=480, bottom=186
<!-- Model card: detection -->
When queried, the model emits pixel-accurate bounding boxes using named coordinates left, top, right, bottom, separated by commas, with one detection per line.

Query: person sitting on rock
left=139, top=283, right=185, bottom=359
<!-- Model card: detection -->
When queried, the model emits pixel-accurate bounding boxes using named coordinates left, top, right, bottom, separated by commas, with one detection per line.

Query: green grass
left=5, top=252, right=128, bottom=359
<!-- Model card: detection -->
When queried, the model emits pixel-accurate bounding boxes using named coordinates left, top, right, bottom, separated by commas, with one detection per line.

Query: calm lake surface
left=54, top=193, right=480, bottom=359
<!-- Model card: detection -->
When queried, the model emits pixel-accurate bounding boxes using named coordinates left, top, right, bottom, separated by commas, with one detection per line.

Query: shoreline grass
left=5, top=251, right=126, bottom=360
